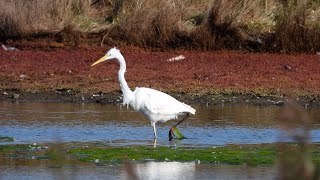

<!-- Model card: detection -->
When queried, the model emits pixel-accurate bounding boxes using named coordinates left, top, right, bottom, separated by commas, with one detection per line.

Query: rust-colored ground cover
left=0, top=46, right=320, bottom=97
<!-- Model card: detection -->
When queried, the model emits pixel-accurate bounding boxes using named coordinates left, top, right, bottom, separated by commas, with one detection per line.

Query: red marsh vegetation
left=0, top=0, right=320, bottom=98
left=0, top=45, right=319, bottom=97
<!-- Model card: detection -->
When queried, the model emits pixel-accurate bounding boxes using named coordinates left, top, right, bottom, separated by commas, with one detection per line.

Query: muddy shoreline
left=1, top=89, right=319, bottom=108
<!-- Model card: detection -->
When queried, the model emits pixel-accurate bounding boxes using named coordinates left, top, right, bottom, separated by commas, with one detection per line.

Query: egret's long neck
left=117, top=54, right=133, bottom=104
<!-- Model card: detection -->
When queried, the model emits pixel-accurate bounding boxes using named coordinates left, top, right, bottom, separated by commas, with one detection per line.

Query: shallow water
left=0, top=161, right=277, bottom=180
left=1, top=102, right=320, bottom=146
left=1, top=102, right=319, bottom=179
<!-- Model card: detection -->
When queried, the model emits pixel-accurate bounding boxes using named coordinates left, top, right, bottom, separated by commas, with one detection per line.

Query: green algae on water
left=69, top=145, right=277, bottom=165
left=0, top=144, right=56, bottom=160
left=3, top=143, right=320, bottom=166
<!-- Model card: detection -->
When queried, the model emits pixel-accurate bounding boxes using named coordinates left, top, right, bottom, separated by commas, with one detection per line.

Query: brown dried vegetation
left=1, top=0, right=320, bottom=52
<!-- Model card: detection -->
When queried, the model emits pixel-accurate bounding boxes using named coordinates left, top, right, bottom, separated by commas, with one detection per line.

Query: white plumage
left=132, top=87, right=195, bottom=121
left=91, top=47, right=196, bottom=141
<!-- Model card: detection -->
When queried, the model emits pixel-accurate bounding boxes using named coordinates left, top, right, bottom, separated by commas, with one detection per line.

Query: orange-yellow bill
left=91, top=55, right=109, bottom=66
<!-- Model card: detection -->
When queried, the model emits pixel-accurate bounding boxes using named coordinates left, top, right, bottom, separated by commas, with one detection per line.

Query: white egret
left=91, top=47, right=196, bottom=144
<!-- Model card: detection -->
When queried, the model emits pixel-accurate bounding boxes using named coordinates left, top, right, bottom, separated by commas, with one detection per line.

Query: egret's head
left=91, top=47, right=121, bottom=66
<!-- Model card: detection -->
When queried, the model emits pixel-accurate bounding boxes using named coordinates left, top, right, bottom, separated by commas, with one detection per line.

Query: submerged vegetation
left=69, top=145, right=276, bottom=165
left=1, top=0, right=320, bottom=52
left=1, top=143, right=320, bottom=166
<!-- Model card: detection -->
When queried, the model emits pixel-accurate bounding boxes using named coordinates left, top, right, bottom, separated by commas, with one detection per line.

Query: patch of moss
left=3, top=143, right=320, bottom=166
left=1, top=144, right=41, bottom=151
left=38, top=151, right=58, bottom=160
left=0, top=144, right=57, bottom=160
left=0, top=145, right=19, bottom=151
left=69, top=145, right=276, bottom=165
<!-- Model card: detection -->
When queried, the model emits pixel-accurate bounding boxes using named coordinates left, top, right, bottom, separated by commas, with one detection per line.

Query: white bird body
left=91, top=47, right=196, bottom=140
left=128, top=87, right=196, bottom=124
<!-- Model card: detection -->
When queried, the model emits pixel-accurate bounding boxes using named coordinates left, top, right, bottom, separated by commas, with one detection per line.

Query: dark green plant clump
left=0, top=136, right=14, bottom=142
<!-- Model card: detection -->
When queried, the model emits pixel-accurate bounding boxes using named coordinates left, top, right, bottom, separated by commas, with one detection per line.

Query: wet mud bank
left=1, top=89, right=319, bottom=107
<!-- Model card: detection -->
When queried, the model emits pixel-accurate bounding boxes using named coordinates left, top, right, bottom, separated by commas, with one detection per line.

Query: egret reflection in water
left=125, top=162, right=195, bottom=180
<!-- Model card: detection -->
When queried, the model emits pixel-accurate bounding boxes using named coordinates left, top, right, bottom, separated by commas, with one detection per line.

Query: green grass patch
left=0, top=144, right=56, bottom=160
left=0, top=144, right=21, bottom=151
left=0, top=144, right=43, bottom=151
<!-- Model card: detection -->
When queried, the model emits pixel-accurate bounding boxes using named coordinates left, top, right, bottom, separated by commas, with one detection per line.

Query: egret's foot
left=168, top=126, right=185, bottom=141
left=169, top=138, right=183, bottom=147
left=153, top=138, right=157, bottom=148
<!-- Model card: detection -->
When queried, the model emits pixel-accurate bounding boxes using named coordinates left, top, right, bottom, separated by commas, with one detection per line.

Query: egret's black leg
left=175, top=113, right=189, bottom=127
left=169, top=127, right=175, bottom=141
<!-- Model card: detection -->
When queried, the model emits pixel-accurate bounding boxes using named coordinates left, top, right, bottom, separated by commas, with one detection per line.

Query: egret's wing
left=133, top=88, right=195, bottom=115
